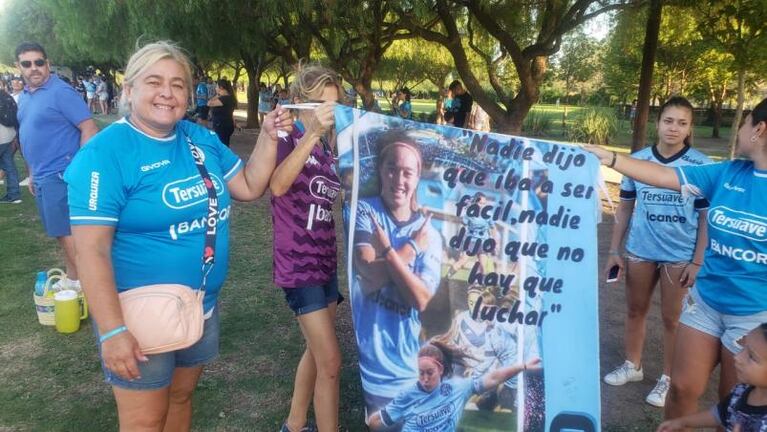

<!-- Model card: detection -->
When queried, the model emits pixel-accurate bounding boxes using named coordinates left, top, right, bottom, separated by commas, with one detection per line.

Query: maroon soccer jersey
left=271, top=127, right=340, bottom=288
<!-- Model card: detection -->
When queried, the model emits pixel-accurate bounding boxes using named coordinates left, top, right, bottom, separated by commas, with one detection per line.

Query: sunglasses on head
left=19, top=59, right=46, bottom=68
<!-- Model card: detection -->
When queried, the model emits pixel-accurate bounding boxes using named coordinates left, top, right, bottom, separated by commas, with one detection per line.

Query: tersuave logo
left=309, top=176, right=340, bottom=203
left=162, top=174, right=225, bottom=209
left=709, top=206, right=767, bottom=241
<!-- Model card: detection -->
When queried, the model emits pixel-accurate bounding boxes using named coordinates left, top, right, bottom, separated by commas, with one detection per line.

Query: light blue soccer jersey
left=64, top=118, right=243, bottom=313
left=621, top=145, right=711, bottom=262
left=352, top=196, right=442, bottom=398
left=676, top=160, right=767, bottom=315
left=380, top=376, right=481, bottom=432
left=463, top=214, right=494, bottom=240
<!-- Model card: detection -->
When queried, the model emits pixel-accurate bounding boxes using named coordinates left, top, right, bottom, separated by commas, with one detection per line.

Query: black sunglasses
left=19, top=59, right=46, bottom=68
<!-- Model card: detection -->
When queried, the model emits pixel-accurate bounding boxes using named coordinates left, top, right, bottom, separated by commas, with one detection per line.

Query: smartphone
left=606, top=265, right=620, bottom=283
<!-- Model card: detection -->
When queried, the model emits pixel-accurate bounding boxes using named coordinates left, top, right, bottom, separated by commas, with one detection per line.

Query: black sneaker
left=0, top=195, right=21, bottom=204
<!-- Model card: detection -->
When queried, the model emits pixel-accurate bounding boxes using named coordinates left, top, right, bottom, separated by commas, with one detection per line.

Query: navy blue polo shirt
left=17, top=74, right=92, bottom=179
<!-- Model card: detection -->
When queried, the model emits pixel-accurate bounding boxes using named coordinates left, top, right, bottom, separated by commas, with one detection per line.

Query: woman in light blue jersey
left=65, top=41, right=292, bottom=431
left=367, top=339, right=539, bottom=431
left=585, top=97, right=767, bottom=424
left=393, top=87, right=413, bottom=120
left=353, top=130, right=442, bottom=415
left=446, top=192, right=497, bottom=279
left=602, top=97, right=711, bottom=409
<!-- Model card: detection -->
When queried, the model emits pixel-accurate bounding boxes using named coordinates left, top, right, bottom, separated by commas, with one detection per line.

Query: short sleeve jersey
left=210, top=95, right=235, bottom=129
left=400, top=101, right=413, bottom=120
left=352, top=196, right=442, bottom=398
left=463, top=214, right=494, bottom=240
left=271, top=126, right=340, bottom=288
left=676, top=160, right=767, bottom=315
left=17, top=74, right=92, bottom=179
left=380, top=377, right=480, bottom=432
left=64, top=118, right=243, bottom=313
left=713, top=384, right=767, bottom=431
left=620, top=145, right=712, bottom=262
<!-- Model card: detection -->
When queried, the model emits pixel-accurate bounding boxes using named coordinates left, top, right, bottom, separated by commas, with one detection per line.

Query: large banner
left=336, top=106, right=601, bottom=432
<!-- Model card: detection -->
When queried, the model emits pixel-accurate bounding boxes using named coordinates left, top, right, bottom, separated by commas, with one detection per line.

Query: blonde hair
left=119, top=41, right=194, bottom=114
left=290, top=61, right=343, bottom=103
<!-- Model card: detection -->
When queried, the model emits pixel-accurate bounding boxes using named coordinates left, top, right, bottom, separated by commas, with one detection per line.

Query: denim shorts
left=282, top=276, right=344, bottom=316
left=680, top=286, right=767, bottom=354
left=625, top=252, right=688, bottom=268
left=33, top=172, right=71, bottom=237
left=95, top=306, right=220, bottom=390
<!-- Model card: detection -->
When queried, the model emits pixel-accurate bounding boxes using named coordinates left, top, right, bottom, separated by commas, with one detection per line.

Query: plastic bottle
left=34, top=271, right=47, bottom=296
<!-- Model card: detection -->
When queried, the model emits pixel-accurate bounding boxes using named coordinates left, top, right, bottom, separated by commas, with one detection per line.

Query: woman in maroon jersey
left=268, top=62, right=343, bottom=432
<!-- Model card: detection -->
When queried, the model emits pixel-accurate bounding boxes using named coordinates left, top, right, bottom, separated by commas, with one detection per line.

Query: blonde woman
left=268, top=63, right=342, bottom=432
left=64, top=41, right=291, bottom=431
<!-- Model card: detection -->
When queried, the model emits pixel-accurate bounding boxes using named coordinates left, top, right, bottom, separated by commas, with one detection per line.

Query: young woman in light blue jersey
left=585, top=97, right=767, bottom=424
left=602, top=97, right=711, bottom=408
left=446, top=192, right=497, bottom=279
left=353, top=131, right=443, bottom=414
left=367, top=339, right=540, bottom=431
left=393, top=87, right=413, bottom=120
left=65, top=41, right=292, bottom=431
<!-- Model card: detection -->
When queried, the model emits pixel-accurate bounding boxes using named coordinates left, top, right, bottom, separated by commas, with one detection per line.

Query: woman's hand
left=680, top=262, right=701, bottom=288
left=262, top=106, right=294, bottom=141
left=303, top=101, right=336, bottom=140
left=604, top=253, right=625, bottom=282
left=581, top=144, right=614, bottom=166
left=522, top=357, right=542, bottom=373
left=372, top=216, right=392, bottom=253
left=412, top=213, right=433, bottom=251
left=101, top=330, right=148, bottom=381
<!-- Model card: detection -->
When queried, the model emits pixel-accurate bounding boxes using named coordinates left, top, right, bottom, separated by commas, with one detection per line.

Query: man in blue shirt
left=15, top=42, right=99, bottom=289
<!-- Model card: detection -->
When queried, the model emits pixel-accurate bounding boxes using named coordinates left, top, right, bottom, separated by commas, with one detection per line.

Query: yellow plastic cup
left=54, top=290, right=88, bottom=334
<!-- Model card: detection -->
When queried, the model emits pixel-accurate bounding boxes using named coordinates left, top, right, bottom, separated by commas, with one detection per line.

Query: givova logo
left=162, top=174, right=225, bottom=209
left=709, top=206, right=767, bottom=241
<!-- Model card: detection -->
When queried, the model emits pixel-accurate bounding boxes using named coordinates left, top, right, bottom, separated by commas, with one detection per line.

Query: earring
left=751, top=136, right=758, bottom=143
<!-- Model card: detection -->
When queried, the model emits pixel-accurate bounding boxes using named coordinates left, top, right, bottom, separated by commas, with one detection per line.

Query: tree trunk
left=632, top=0, right=662, bottom=152
left=729, top=67, right=746, bottom=159
left=243, top=57, right=265, bottom=129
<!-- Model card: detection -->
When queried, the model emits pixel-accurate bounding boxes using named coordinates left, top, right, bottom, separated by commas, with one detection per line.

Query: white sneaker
left=604, top=360, right=643, bottom=386
left=19, top=177, right=30, bottom=186
left=646, top=375, right=670, bottom=407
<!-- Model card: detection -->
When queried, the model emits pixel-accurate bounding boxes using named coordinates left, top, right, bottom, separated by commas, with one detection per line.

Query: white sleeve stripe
left=224, top=159, right=243, bottom=179
left=70, top=216, right=119, bottom=222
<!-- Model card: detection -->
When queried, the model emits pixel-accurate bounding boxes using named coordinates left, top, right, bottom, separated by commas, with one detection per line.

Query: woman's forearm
left=354, top=246, right=392, bottom=295
left=692, top=209, right=709, bottom=264
left=610, top=200, right=634, bottom=252
left=482, top=363, right=524, bottom=390
left=269, top=132, right=320, bottom=196
left=240, top=128, right=279, bottom=199
left=382, top=247, right=433, bottom=312
left=613, top=153, right=680, bottom=191
left=71, top=227, right=124, bottom=332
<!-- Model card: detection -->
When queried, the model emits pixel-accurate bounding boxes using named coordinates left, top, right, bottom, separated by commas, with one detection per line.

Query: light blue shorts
left=679, top=286, right=767, bottom=354
left=96, top=306, right=220, bottom=390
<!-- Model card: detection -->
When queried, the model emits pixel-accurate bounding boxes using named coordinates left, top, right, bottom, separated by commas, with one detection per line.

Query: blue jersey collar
left=652, top=144, right=690, bottom=164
